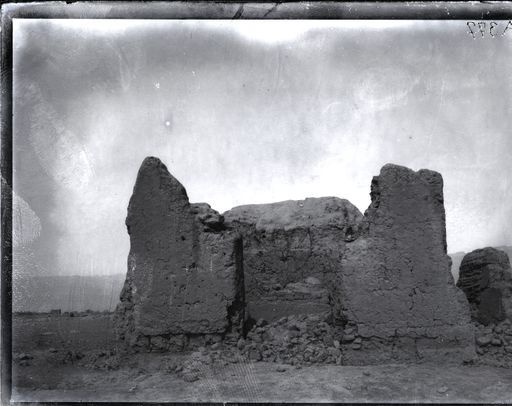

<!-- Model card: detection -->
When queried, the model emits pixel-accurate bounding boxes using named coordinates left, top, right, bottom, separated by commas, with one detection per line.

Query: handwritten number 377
left=467, top=21, right=512, bottom=38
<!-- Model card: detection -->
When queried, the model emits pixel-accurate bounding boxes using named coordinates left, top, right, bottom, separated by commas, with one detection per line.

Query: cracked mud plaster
left=333, top=164, right=475, bottom=364
left=114, top=157, right=244, bottom=351
left=223, top=197, right=363, bottom=322
left=457, top=247, right=512, bottom=325
left=115, top=158, right=476, bottom=364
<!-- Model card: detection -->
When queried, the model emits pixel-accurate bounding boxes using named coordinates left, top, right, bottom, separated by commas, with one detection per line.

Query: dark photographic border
left=2, top=1, right=512, bottom=404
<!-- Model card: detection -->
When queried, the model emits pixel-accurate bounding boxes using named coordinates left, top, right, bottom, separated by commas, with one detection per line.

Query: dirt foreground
left=12, top=351, right=512, bottom=403
left=13, top=313, right=512, bottom=403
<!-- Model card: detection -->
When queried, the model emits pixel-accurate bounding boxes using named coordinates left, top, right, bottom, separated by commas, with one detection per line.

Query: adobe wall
left=332, top=164, right=475, bottom=364
left=223, top=197, right=363, bottom=322
left=457, top=247, right=512, bottom=325
left=114, top=157, right=244, bottom=351
left=115, top=158, right=475, bottom=364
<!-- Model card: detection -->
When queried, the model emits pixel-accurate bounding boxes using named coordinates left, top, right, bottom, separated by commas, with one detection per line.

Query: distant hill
left=13, top=246, right=512, bottom=312
left=13, top=274, right=126, bottom=313
left=449, top=246, right=512, bottom=284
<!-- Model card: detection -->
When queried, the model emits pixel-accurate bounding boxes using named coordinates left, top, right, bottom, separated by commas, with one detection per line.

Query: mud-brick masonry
left=115, top=157, right=476, bottom=364
left=223, top=197, right=363, bottom=322
left=457, top=247, right=512, bottom=325
left=333, top=164, right=475, bottom=364
left=114, top=157, right=244, bottom=351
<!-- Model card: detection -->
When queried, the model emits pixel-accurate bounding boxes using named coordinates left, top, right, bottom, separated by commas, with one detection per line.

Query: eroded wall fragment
left=224, top=197, right=363, bottom=321
left=457, top=247, right=512, bottom=325
left=333, top=164, right=475, bottom=364
left=114, top=157, right=244, bottom=350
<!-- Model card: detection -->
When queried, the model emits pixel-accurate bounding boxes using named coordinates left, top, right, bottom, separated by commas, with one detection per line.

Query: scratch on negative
left=233, top=4, right=244, bottom=19
left=263, top=2, right=281, bottom=18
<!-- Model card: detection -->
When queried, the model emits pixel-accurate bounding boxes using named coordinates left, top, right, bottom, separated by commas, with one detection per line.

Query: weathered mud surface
left=114, top=157, right=244, bottom=351
left=225, top=164, right=475, bottom=364
left=115, top=158, right=477, bottom=364
left=457, top=247, right=512, bottom=325
left=332, top=165, right=475, bottom=364
left=223, top=197, right=362, bottom=321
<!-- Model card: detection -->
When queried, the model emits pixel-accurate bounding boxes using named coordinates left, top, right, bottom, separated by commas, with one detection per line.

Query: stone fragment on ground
left=472, top=318, right=512, bottom=368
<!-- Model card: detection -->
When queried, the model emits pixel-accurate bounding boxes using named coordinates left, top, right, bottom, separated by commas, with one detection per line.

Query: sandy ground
left=12, top=351, right=512, bottom=403
left=12, top=313, right=512, bottom=403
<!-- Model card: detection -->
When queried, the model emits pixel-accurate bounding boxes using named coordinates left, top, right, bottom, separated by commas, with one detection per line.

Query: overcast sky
left=13, top=19, right=512, bottom=277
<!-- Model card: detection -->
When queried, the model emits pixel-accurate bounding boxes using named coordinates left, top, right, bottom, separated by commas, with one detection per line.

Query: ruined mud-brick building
left=457, top=247, right=512, bottom=325
left=115, top=157, right=475, bottom=363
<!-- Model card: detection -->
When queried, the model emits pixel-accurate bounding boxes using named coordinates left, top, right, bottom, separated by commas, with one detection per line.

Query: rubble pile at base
left=473, top=318, right=512, bottom=368
left=239, top=314, right=341, bottom=365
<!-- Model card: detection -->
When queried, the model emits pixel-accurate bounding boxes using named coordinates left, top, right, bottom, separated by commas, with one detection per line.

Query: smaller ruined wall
left=333, top=164, right=475, bottom=364
left=114, top=157, right=244, bottom=351
left=457, top=247, right=512, bottom=325
left=223, top=197, right=363, bottom=322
